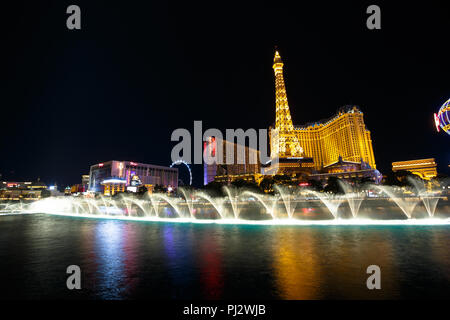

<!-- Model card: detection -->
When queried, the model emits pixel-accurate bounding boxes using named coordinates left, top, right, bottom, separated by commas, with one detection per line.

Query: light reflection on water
left=0, top=214, right=449, bottom=299
left=94, top=221, right=126, bottom=299
left=273, top=228, right=321, bottom=299
left=162, top=224, right=196, bottom=298
left=90, top=220, right=141, bottom=299
left=272, top=227, right=401, bottom=299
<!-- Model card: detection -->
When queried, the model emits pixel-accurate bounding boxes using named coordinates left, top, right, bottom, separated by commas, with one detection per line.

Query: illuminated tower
left=272, top=51, right=303, bottom=158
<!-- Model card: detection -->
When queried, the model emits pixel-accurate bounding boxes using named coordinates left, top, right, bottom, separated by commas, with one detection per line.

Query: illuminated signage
left=99, top=163, right=104, bottom=167
left=130, top=162, right=138, bottom=166
left=127, top=186, right=137, bottom=193
left=299, top=182, right=310, bottom=187
left=203, top=137, right=216, bottom=157
left=118, top=162, right=124, bottom=177
left=102, top=178, right=126, bottom=184
left=130, top=175, right=142, bottom=186
left=211, top=137, right=216, bottom=157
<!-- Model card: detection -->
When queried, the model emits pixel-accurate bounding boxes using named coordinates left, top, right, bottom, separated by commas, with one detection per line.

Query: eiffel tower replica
left=264, top=50, right=314, bottom=175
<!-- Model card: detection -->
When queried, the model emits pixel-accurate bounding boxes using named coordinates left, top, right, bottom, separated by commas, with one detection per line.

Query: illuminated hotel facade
left=292, top=105, right=376, bottom=170
left=89, top=160, right=178, bottom=194
left=0, top=181, right=49, bottom=200
left=204, top=137, right=261, bottom=185
left=268, top=51, right=377, bottom=176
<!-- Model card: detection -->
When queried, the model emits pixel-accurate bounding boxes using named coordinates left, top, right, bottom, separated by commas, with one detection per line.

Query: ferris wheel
left=170, top=160, right=193, bottom=185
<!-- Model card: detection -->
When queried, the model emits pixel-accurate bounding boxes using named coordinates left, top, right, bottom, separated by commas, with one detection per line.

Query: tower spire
left=272, top=50, right=303, bottom=157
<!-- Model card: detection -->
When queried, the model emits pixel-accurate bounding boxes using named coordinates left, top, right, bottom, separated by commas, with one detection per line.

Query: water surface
left=0, top=214, right=449, bottom=299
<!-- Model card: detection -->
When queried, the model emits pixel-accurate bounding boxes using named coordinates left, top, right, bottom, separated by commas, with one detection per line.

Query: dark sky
left=1, top=1, right=449, bottom=187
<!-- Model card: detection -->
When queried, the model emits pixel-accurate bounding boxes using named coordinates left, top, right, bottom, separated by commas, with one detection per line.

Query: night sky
left=2, top=1, right=449, bottom=187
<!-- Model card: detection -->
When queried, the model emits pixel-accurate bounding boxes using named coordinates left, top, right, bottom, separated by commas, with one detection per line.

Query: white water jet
left=223, top=186, right=241, bottom=219
left=180, top=188, right=196, bottom=219
left=18, top=209, right=450, bottom=226
left=125, top=197, right=150, bottom=216
left=243, top=191, right=277, bottom=219
left=421, top=195, right=440, bottom=218
left=195, top=192, right=225, bottom=219
left=151, top=193, right=183, bottom=217
left=407, top=177, right=441, bottom=218
left=374, top=185, right=419, bottom=219
left=274, top=185, right=298, bottom=219
left=304, top=189, right=343, bottom=219
left=338, top=180, right=365, bottom=218
left=2, top=179, right=447, bottom=225
left=347, top=193, right=364, bottom=218
left=0, top=201, right=25, bottom=213
left=147, top=193, right=160, bottom=216
left=85, top=198, right=102, bottom=215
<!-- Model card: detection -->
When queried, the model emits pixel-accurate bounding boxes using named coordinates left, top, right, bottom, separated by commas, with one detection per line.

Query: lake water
left=0, top=213, right=449, bottom=299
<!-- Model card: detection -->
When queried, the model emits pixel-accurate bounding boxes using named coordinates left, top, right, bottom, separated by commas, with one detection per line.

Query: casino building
left=89, top=160, right=178, bottom=195
left=204, top=137, right=262, bottom=185
left=0, top=180, right=48, bottom=200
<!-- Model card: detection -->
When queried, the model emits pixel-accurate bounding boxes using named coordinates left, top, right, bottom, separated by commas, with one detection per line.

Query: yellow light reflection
left=273, top=228, right=321, bottom=299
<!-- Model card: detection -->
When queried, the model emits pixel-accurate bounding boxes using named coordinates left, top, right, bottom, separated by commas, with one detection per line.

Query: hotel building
left=0, top=181, right=48, bottom=200
left=89, top=160, right=178, bottom=194
left=291, top=106, right=376, bottom=170
left=203, top=137, right=261, bottom=185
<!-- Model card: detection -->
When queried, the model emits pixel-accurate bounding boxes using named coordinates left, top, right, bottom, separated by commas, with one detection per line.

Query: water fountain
left=195, top=192, right=225, bottom=219
left=407, top=177, right=440, bottom=218
left=0, top=201, right=23, bottom=213
left=148, top=193, right=160, bottom=217
left=151, top=193, right=184, bottom=217
left=1, top=179, right=447, bottom=225
left=274, top=185, right=298, bottom=218
left=179, top=188, right=196, bottom=219
left=84, top=198, right=102, bottom=215
left=0, top=201, right=25, bottom=214
left=338, top=180, right=365, bottom=218
left=128, top=197, right=150, bottom=217
left=223, top=186, right=241, bottom=219
left=304, top=189, right=344, bottom=219
left=374, top=185, right=419, bottom=219
left=242, top=191, right=278, bottom=219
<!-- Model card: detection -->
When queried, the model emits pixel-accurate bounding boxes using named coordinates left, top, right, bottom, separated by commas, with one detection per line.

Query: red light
left=203, top=138, right=216, bottom=157
left=130, top=162, right=137, bottom=166
left=299, top=182, right=310, bottom=187
left=98, top=163, right=104, bottom=167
